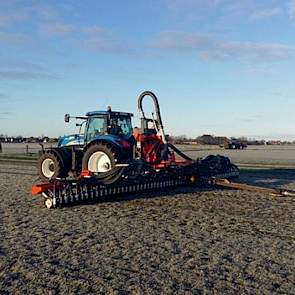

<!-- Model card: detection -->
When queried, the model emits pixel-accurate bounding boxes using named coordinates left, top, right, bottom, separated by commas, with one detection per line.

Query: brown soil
left=0, top=164, right=294, bottom=294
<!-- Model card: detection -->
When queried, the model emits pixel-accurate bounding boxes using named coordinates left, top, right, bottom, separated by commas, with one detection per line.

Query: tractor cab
left=45, top=108, right=135, bottom=181
left=58, top=109, right=134, bottom=148
left=84, top=110, right=133, bottom=144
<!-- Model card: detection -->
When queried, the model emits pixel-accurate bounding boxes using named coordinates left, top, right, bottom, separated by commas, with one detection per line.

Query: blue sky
left=0, top=0, right=295, bottom=140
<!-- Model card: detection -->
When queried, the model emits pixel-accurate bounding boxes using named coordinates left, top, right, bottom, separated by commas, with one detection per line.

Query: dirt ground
left=0, top=163, right=295, bottom=294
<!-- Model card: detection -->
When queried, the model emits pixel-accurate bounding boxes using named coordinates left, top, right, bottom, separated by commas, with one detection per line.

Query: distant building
left=196, top=134, right=228, bottom=145
left=266, top=140, right=282, bottom=145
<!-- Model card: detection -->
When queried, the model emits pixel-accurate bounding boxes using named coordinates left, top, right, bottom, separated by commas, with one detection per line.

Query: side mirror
left=65, top=114, right=70, bottom=123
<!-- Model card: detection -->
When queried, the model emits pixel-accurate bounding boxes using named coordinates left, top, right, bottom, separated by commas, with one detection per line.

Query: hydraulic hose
left=138, top=91, right=194, bottom=161
left=93, top=166, right=126, bottom=184
left=138, top=91, right=167, bottom=143
left=167, top=143, right=193, bottom=161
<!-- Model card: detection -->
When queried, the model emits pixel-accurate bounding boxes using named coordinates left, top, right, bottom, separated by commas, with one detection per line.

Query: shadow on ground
left=238, top=168, right=295, bottom=189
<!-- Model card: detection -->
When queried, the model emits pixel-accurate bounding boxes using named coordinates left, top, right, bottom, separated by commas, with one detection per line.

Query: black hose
left=138, top=91, right=164, bottom=131
left=138, top=91, right=193, bottom=162
left=167, top=143, right=193, bottom=161
left=93, top=166, right=126, bottom=184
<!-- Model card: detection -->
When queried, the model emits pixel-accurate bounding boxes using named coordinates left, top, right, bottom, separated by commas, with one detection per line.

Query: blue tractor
left=37, top=107, right=135, bottom=181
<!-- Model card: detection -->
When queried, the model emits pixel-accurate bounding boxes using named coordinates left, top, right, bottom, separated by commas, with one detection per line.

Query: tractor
left=38, top=91, right=175, bottom=183
left=224, top=140, right=247, bottom=150
left=38, top=108, right=135, bottom=181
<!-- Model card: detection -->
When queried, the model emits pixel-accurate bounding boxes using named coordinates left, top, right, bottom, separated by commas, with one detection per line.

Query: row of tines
left=48, top=178, right=185, bottom=207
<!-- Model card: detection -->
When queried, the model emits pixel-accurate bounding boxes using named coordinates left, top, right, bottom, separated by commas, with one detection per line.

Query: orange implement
left=31, top=183, right=62, bottom=196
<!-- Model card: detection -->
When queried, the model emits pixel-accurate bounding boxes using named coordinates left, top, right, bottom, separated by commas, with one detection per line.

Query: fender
left=83, top=139, right=124, bottom=152
left=83, top=135, right=134, bottom=151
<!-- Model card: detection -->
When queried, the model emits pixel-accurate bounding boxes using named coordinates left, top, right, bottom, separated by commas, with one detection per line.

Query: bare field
left=2, top=143, right=295, bottom=166
left=0, top=163, right=295, bottom=294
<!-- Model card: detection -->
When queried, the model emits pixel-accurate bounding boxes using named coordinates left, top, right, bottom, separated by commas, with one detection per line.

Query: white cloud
left=0, top=111, right=13, bottom=115
left=164, top=0, right=264, bottom=20
left=289, top=0, right=295, bottom=20
left=239, top=65, right=274, bottom=76
left=80, top=31, right=127, bottom=53
left=0, top=12, right=27, bottom=26
left=0, top=70, right=60, bottom=80
left=0, top=3, right=59, bottom=27
left=162, top=0, right=225, bottom=22
left=165, top=0, right=223, bottom=11
left=150, top=31, right=212, bottom=50
left=38, top=23, right=128, bottom=53
left=39, top=23, right=75, bottom=36
left=0, top=58, right=59, bottom=81
left=250, top=7, right=283, bottom=20
left=0, top=32, right=31, bottom=45
left=30, top=4, right=59, bottom=20
left=206, top=41, right=295, bottom=61
left=0, top=60, right=46, bottom=71
left=162, top=1, right=291, bottom=27
left=0, top=93, right=8, bottom=99
left=150, top=31, right=295, bottom=62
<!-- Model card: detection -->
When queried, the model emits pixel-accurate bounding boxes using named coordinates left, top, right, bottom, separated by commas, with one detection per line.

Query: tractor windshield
left=110, top=115, right=132, bottom=136
left=85, top=116, right=107, bottom=141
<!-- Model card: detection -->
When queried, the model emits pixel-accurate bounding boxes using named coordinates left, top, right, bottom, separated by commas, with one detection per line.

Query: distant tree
left=169, top=135, right=188, bottom=144
left=196, top=134, right=228, bottom=145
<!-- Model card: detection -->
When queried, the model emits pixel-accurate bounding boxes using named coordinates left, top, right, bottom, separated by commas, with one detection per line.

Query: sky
left=0, top=0, right=295, bottom=140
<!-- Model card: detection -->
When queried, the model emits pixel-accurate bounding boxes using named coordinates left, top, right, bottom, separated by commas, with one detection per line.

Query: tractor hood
left=57, top=134, right=84, bottom=147
left=85, top=134, right=135, bottom=149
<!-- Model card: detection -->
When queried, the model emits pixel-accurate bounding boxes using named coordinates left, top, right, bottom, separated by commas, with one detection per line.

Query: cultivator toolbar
left=32, top=174, right=187, bottom=209
left=31, top=155, right=240, bottom=208
left=32, top=172, right=240, bottom=209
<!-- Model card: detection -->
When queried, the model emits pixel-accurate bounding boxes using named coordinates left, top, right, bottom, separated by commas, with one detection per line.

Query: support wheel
left=37, top=151, right=68, bottom=181
left=44, top=198, right=54, bottom=209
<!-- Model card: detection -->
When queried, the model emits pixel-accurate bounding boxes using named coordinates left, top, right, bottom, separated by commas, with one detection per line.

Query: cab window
left=85, top=116, right=107, bottom=141
left=110, top=116, right=132, bottom=135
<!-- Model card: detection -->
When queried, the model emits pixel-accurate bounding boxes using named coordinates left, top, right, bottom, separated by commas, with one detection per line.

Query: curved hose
left=138, top=91, right=166, bottom=143
left=92, top=166, right=126, bottom=185
left=167, top=143, right=193, bottom=161
left=138, top=91, right=163, bottom=128
left=138, top=91, right=194, bottom=161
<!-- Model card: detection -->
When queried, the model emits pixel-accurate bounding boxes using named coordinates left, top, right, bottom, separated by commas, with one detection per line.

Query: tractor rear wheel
left=37, top=152, right=68, bottom=181
left=82, top=143, right=120, bottom=173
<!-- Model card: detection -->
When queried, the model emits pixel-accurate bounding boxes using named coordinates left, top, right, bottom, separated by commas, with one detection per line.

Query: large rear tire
left=37, top=152, right=68, bottom=181
left=82, top=143, right=119, bottom=173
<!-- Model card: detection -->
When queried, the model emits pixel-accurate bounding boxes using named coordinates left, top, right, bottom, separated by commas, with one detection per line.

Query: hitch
left=209, top=177, right=295, bottom=197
